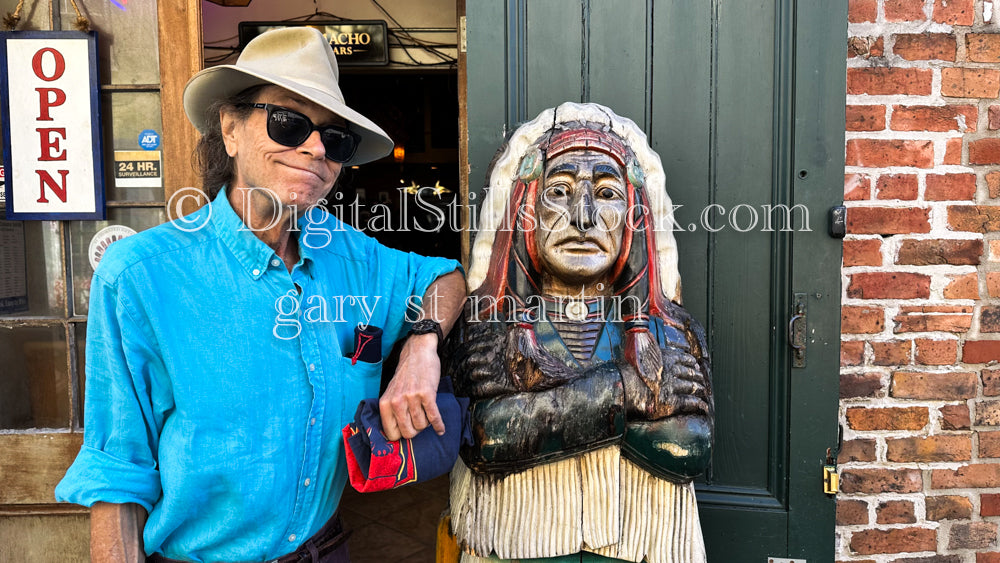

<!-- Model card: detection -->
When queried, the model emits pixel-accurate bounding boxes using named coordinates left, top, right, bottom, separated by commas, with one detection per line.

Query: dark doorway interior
left=333, top=72, right=461, bottom=260
left=335, top=70, right=459, bottom=562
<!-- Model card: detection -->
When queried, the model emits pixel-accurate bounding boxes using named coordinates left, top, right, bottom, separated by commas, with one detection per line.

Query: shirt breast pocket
left=340, top=356, right=384, bottom=407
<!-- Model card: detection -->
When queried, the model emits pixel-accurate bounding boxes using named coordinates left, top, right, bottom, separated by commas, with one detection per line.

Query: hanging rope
left=2, top=0, right=88, bottom=32
left=3, top=0, right=25, bottom=31
left=68, top=0, right=89, bottom=32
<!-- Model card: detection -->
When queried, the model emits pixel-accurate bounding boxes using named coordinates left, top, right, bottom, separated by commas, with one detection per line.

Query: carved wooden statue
left=445, top=103, right=714, bottom=563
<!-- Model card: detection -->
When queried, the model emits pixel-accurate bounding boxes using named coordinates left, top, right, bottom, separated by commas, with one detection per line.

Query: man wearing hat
left=55, top=27, right=465, bottom=562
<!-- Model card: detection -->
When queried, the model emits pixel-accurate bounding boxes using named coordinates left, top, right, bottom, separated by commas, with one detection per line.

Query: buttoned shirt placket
left=270, top=252, right=328, bottom=548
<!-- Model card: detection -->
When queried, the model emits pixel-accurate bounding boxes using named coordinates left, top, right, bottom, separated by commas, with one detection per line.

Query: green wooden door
left=464, top=1, right=846, bottom=561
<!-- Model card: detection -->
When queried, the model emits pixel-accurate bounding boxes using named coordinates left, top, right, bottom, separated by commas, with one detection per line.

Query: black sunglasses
left=243, top=103, right=361, bottom=163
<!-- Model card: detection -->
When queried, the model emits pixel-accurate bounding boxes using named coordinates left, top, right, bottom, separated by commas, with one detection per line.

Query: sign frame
left=238, top=21, right=390, bottom=66
left=0, top=30, right=106, bottom=220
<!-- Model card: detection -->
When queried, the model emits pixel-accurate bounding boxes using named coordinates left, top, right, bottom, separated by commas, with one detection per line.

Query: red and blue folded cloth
left=342, top=375, right=472, bottom=492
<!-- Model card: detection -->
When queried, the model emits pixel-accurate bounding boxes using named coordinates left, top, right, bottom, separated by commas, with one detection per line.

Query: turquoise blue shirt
left=55, top=189, right=460, bottom=561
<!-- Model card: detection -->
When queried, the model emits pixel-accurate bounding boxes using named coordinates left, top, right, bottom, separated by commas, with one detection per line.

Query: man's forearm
left=91, top=502, right=147, bottom=563
left=379, top=269, right=466, bottom=439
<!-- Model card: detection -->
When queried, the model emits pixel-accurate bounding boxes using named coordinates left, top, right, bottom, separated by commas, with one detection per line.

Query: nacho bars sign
left=1, top=31, right=105, bottom=220
left=239, top=21, right=389, bottom=66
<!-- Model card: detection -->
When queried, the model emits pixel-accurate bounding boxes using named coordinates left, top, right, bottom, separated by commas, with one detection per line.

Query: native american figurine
left=445, top=103, right=714, bottom=563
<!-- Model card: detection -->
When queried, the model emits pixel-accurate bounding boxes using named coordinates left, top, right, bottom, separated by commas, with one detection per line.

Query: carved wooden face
left=534, top=150, right=629, bottom=292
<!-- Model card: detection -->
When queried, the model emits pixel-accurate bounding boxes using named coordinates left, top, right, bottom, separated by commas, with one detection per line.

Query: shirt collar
left=210, top=188, right=279, bottom=280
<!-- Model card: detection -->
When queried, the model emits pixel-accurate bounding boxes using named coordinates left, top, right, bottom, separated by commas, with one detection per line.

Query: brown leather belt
left=147, top=511, right=351, bottom=563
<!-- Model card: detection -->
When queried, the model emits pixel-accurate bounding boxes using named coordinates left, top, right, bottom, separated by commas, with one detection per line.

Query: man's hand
left=379, top=333, right=446, bottom=440
left=379, top=268, right=465, bottom=441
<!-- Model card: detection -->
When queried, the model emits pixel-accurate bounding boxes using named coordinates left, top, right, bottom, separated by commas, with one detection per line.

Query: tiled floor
left=339, top=474, right=450, bottom=563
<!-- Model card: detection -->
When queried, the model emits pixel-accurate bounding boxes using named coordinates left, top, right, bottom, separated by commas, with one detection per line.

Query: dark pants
left=147, top=511, right=351, bottom=563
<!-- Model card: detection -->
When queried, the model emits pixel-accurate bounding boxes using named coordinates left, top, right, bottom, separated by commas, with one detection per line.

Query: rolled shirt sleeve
left=367, top=239, right=462, bottom=355
left=55, top=270, right=171, bottom=512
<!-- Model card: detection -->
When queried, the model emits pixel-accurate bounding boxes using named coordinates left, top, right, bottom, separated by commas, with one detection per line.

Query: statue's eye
left=597, top=187, right=619, bottom=199
left=548, top=185, right=568, bottom=197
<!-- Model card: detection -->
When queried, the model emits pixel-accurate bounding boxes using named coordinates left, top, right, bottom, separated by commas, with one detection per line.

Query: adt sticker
left=139, top=129, right=160, bottom=150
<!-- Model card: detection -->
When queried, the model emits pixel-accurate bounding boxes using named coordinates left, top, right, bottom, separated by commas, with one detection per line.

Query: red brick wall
left=840, top=0, right=1000, bottom=560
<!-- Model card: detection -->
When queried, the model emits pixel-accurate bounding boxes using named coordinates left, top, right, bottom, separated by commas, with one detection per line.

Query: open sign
left=0, top=31, right=105, bottom=220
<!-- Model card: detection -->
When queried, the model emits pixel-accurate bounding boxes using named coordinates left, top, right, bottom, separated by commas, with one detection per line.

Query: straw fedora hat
left=183, top=26, right=393, bottom=165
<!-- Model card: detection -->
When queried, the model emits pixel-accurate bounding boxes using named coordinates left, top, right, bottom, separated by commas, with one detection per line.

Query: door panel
left=465, top=1, right=845, bottom=560
left=704, top=0, right=780, bottom=496
left=787, top=0, right=849, bottom=557
left=526, top=0, right=582, bottom=113
left=588, top=1, right=647, bottom=123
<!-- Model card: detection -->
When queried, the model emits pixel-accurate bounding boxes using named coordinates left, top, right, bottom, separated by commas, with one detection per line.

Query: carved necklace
left=540, top=296, right=607, bottom=363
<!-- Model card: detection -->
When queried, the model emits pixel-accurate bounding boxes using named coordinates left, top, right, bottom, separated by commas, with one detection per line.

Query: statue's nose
left=570, top=183, right=596, bottom=230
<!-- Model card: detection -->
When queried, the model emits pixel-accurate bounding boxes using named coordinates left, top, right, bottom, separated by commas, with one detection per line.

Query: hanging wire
left=202, top=9, right=347, bottom=54
left=204, top=46, right=240, bottom=64
left=287, top=10, right=344, bottom=22
left=201, top=6, right=456, bottom=68
left=367, top=0, right=456, bottom=66
left=205, top=33, right=240, bottom=45
left=386, top=33, right=456, bottom=66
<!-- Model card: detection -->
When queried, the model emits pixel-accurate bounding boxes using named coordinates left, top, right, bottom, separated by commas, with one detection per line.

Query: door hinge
left=459, top=16, right=467, bottom=53
left=788, top=293, right=807, bottom=368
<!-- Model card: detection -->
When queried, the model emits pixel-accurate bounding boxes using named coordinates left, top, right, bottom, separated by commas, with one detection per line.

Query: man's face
left=221, top=85, right=345, bottom=211
left=534, top=150, right=628, bottom=292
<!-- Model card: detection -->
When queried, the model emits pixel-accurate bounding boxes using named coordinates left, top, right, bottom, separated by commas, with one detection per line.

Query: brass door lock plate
left=823, top=465, right=839, bottom=495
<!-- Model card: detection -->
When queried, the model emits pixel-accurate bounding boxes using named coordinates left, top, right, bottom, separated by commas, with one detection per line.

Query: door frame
left=158, top=0, right=205, bottom=219
left=787, top=0, right=847, bottom=557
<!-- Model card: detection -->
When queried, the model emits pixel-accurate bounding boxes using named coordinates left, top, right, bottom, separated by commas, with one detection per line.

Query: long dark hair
left=194, top=84, right=267, bottom=199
